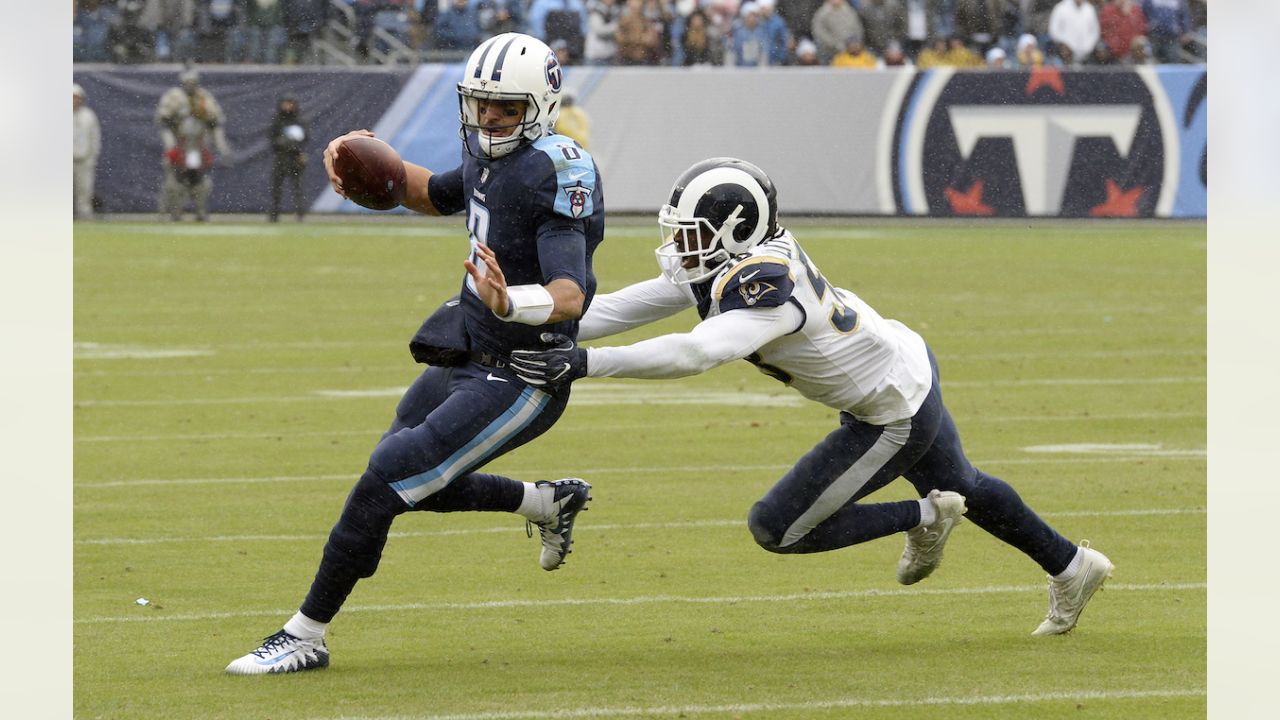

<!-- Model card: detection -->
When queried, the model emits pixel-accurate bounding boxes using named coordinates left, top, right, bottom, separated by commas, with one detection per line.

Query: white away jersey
left=707, top=232, right=933, bottom=423
left=582, top=230, right=934, bottom=425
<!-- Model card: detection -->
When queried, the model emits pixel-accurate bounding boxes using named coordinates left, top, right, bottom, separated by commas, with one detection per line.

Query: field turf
left=73, top=216, right=1205, bottom=719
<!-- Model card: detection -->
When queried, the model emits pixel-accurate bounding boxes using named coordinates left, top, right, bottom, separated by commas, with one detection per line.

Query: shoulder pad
left=713, top=256, right=794, bottom=313
left=532, top=135, right=597, bottom=220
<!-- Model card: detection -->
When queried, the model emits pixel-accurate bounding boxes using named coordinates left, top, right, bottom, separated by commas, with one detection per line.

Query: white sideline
left=75, top=508, right=1205, bottom=547
left=76, top=582, right=1204, bottom=626
left=314, top=688, right=1205, bottom=720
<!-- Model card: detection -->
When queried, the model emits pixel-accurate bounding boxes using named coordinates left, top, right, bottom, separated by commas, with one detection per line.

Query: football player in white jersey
left=474, top=157, right=1114, bottom=637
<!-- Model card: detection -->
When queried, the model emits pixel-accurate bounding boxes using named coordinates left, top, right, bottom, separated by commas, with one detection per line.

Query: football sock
left=284, top=611, right=329, bottom=640
left=1051, top=547, right=1084, bottom=581
left=515, top=482, right=546, bottom=521
left=916, top=497, right=937, bottom=527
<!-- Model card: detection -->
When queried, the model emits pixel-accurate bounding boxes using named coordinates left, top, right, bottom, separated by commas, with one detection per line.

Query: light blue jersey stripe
left=533, top=134, right=597, bottom=220
left=390, top=387, right=551, bottom=506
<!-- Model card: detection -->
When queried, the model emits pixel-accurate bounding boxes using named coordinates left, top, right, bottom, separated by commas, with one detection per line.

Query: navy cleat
left=527, top=478, right=592, bottom=571
left=224, top=630, right=329, bottom=675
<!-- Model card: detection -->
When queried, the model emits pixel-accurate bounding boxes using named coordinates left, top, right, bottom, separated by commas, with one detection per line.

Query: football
left=332, top=136, right=407, bottom=210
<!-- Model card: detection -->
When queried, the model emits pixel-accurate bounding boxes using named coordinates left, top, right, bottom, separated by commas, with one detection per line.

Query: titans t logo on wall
left=889, top=67, right=1201, bottom=218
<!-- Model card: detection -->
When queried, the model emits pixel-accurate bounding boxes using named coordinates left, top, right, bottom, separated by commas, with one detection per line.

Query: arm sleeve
left=536, top=220, right=587, bottom=289
left=578, top=276, right=694, bottom=341
left=427, top=167, right=466, bottom=216
left=585, top=303, right=804, bottom=379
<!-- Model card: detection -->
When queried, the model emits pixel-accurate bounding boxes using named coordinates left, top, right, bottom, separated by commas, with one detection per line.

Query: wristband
left=498, top=284, right=555, bottom=325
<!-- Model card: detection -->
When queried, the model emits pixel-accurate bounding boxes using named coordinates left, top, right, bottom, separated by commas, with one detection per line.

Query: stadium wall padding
left=73, top=65, right=1206, bottom=218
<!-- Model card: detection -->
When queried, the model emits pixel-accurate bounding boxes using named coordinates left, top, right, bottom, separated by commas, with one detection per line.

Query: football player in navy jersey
left=226, top=33, right=605, bottom=675
left=499, top=157, right=1114, bottom=638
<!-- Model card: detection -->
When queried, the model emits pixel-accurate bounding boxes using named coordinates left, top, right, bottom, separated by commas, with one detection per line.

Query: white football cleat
left=896, top=489, right=967, bottom=585
left=1032, top=541, right=1114, bottom=636
left=224, top=630, right=329, bottom=675
left=527, top=478, right=592, bottom=571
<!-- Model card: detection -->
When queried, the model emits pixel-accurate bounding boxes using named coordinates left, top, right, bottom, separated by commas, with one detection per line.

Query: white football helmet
left=656, top=158, right=780, bottom=285
left=457, top=33, right=564, bottom=159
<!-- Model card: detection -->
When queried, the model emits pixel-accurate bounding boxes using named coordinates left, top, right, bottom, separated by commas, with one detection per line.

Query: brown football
left=332, top=136, right=407, bottom=210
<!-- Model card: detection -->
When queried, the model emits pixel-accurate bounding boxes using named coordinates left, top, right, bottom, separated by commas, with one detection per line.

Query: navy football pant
left=747, top=349, right=1078, bottom=576
left=300, top=362, right=568, bottom=623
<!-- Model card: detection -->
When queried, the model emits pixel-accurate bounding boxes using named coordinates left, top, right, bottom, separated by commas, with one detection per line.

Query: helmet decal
left=545, top=53, right=563, bottom=92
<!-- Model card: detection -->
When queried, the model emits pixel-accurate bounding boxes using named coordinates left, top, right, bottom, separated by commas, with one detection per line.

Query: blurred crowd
left=75, top=0, right=1207, bottom=69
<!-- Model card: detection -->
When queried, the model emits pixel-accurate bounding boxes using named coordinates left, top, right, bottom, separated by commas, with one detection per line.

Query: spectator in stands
left=268, top=93, right=309, bottom=222
left=776, top=0, right=824, bottom=43
left=194, top=0, right=243, bottom=63
left=155, top=68, right=229, bottom=220
left=282, top=0, right=330, bottom=63
left=143, top=0, right=198, bottom=62
left=73, top=84, right=102, bottom=221
left=831, top=35, right=879, bottom=68
left=915, top=33, right=949, bottom=67
left=642, top=0, right=676, bottom=63
left=1048, top=0, right=1099, bottom=67
left=902, top=0, right=945, bottom=59
left=615, top=0, right=662, bottom=64
left=555, top=90, right=592, bottom=148
left=793, top=37, right=820, bottom=65
left=1025, top=0, right=1059, bottom=38
left=985, top=44, right=1008, bottom=67
left=811, top=0, right=862, bottom=64
left=108, top=0, right=156, bottom=63
left=944, top=34, right=984, bottom=65
left=478, top=0, right=526, bottom=39
left=859, top=0, right=907, bottom=56
left=74, top=0, right=116, bottom=63
left=731, top=2, right=770, bottom=66
left=1100, top=0, right=1146, bottom=63
left=954, top=0, right=1000, bottom=55
left=1141, top=0, right=1193, bottom=63
left=435, top=0, right=482, bottom=50
left=584, top=0, right=621, bottom=64
left=242, top=0, right=288, bottom=63
left=756, top=0, right=793, bottom=66
left=1128, top=32, right=1154, bottom=64
left=678, top=7, right=722, bottom=65
left=882, top=38, right=912, bottom=65
left=528, top=0, right=589, bottom=60
left=1015, top=31, right=1045, bottom=66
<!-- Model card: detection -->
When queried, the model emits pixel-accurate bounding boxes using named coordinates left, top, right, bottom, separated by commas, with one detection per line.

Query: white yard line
left=74, top=508, right=1204, bottom=547
left=312, top=688, right=1205, bottom=720
left=76, top=582, right=1205, bottom=625
left=75, top=454, right=1205, bottom=490
left=72, top=376, right=1205, bottom=408
left=73, top=411, right=1205, bottom=443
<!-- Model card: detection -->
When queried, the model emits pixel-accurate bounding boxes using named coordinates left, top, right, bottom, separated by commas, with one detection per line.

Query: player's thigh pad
left=371, top=364, right=565, bottom=507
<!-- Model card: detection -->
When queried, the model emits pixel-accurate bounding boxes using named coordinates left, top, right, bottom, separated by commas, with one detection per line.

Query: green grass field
left=73, top=217, right=1206, bottom=719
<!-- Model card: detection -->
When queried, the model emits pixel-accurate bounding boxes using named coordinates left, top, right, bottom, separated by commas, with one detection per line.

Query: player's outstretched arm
left=465, top=243, right=585, bottom=323
left=578, top=277, right=693, bottom=341
left=588, top=305, right=803, bottom=379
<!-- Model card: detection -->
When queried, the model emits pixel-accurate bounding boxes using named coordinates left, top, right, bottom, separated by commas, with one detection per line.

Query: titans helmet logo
left=545, top=53, right=563, bottom=93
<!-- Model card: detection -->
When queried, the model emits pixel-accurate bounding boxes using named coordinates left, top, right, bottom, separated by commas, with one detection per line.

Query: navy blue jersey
left=426, top=133, right=604, bottom=359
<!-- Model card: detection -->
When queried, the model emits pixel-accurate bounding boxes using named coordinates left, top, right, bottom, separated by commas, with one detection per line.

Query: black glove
left=509, top=332, right=588, bottom=389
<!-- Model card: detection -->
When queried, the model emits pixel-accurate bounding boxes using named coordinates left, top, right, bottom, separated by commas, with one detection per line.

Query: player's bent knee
left=747, top=501, right=790, bottom=554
